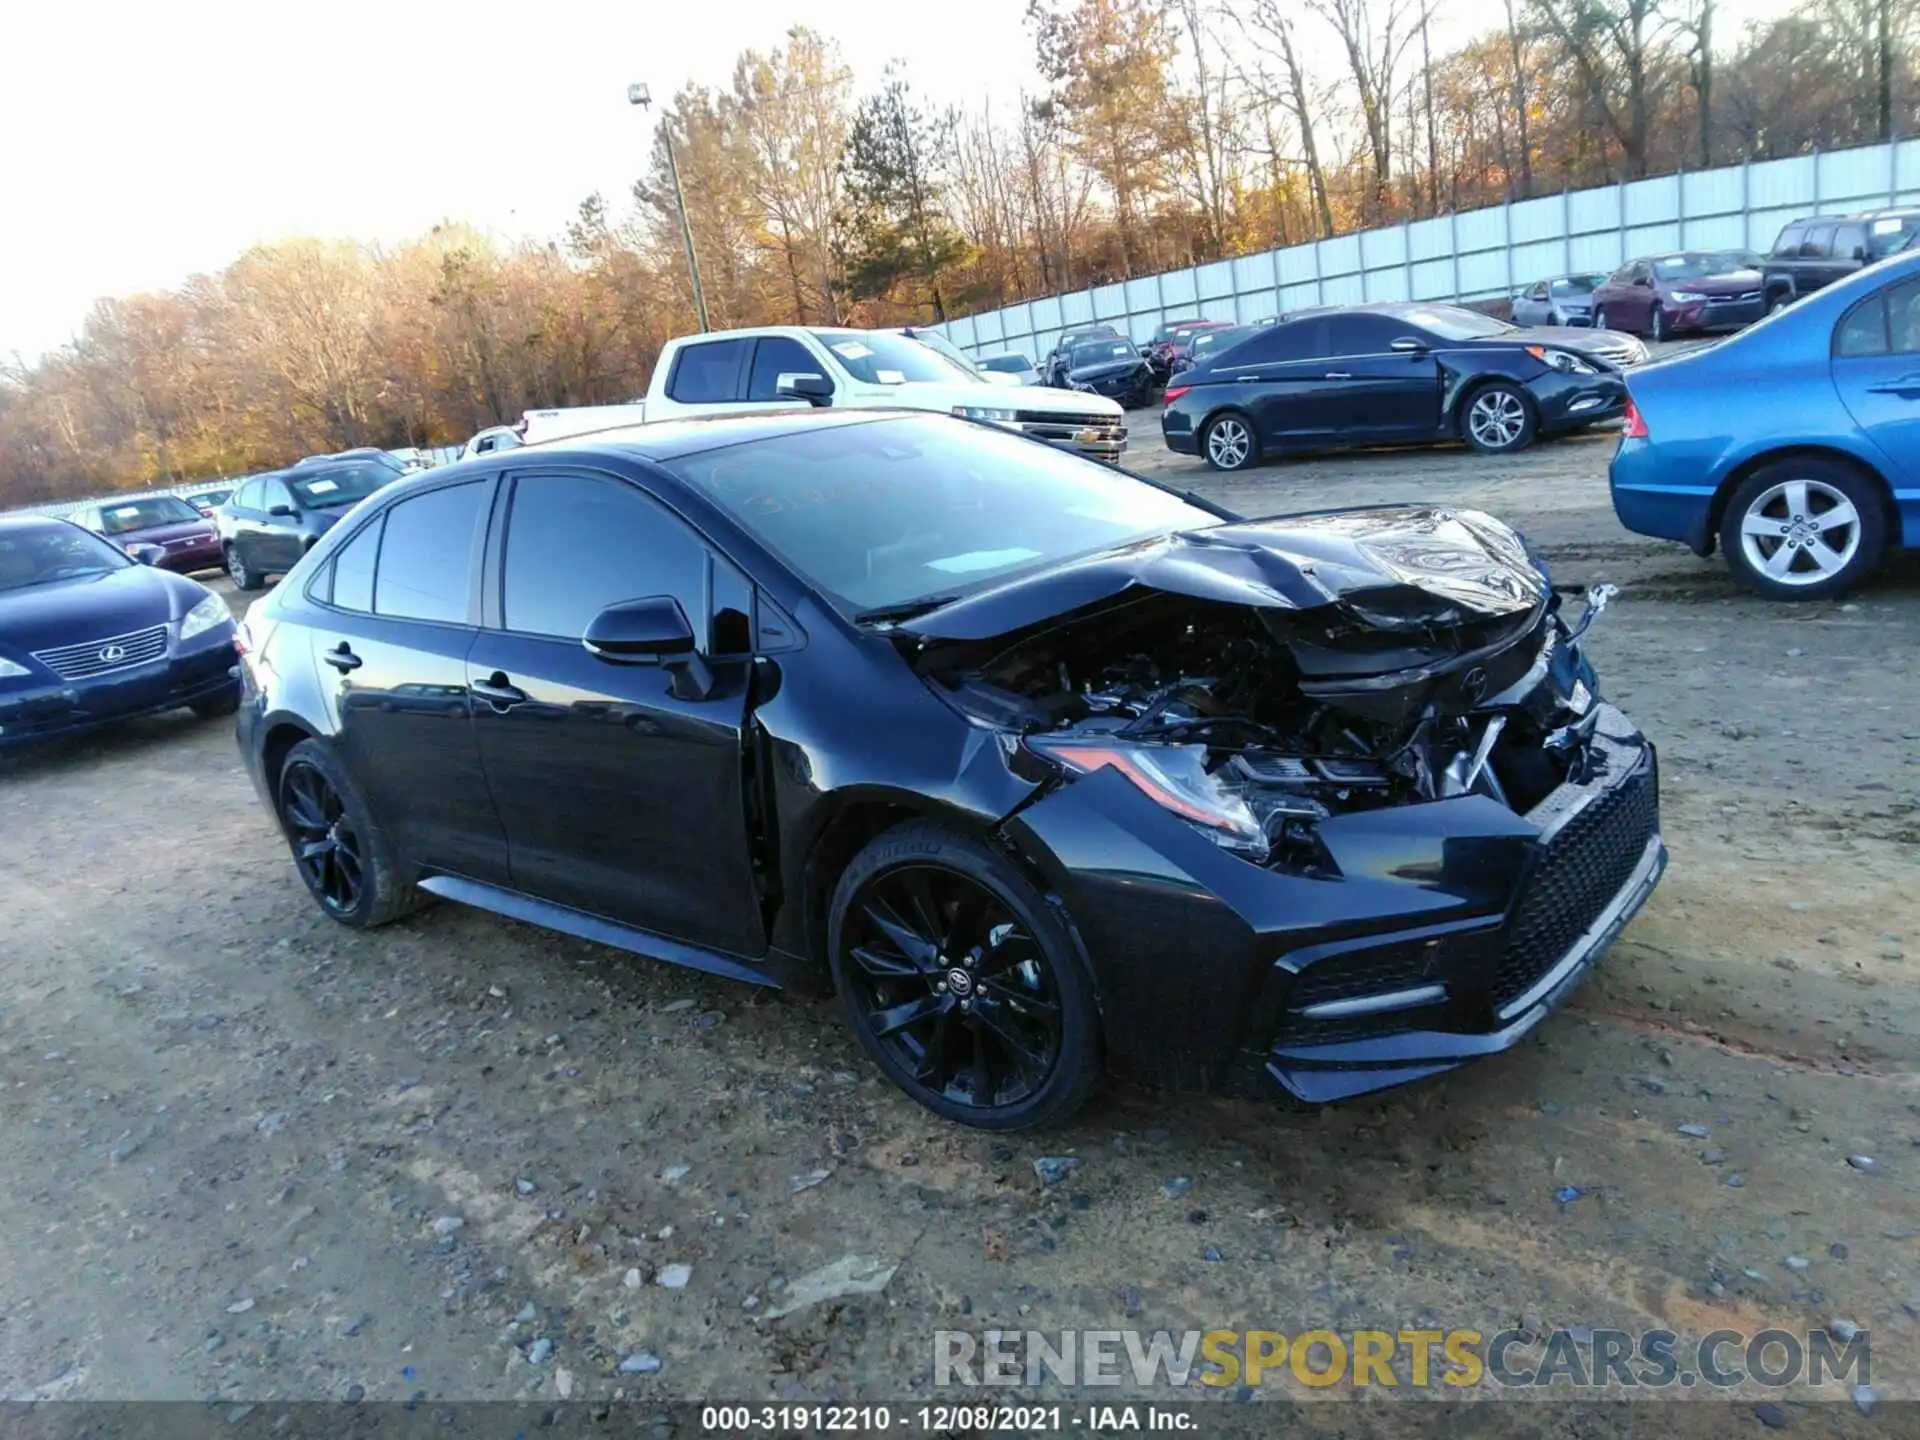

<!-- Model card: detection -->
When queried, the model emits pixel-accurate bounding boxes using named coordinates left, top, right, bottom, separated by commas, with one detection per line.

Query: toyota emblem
left=1459, top=666, right=1489, bottom=705
left=98, top=644, right=127, bottom=664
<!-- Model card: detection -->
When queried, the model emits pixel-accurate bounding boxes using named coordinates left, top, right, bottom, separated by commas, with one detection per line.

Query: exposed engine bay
left=923, top=580, right=1615, bottom=867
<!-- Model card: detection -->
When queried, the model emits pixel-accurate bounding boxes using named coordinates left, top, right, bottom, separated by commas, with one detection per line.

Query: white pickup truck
left=509, top=325, right=1128, bottom=463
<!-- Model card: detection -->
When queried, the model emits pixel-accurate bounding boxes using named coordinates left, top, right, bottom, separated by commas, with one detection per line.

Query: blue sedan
left=0, top=514, right=239, bottom=747
left=1611, top=249, right=1920, bottom=598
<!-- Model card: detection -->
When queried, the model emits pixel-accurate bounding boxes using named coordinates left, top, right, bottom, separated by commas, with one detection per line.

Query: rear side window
left=1772, top=224, right=1806, bottom=258
left=372, top=481, right=488, bottom=623
left=1326, top=314, right=1405, bottom=356
left=747, top=336, right=827, bottom=401
left=667, top=339, right=748, bottom=403
left=1836, top=277, right=1920, bottom=357
left=1835, top=225, right=1868, bottom=261
left=1222, top=318, right=1327, bottom=365
left=501, top=473, right=707, bottom=642
left=329, top=517, right=381, bottom=611
left=262, top=477, right=293, bottom=511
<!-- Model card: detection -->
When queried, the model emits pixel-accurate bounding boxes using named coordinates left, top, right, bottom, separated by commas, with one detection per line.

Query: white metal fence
left=931, top=137, right=1920, bottom=363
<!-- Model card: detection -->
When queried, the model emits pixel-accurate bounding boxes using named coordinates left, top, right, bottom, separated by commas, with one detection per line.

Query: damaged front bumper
left=1004, top=703, right=1664, bottom=1103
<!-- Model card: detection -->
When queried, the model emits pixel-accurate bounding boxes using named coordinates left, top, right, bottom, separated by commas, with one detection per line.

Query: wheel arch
left=259, top=716, right=323, bottom=810
left=1705, top=444, right=1898, bottom=556
left=795, top=789, right=1002, bottom=978
left=1450, top=374, right=1537, bottom=440
left=1197, top=404, right=1261, bottom=463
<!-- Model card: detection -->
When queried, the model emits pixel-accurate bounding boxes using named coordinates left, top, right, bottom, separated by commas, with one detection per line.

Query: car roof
left=520, top=407, right=909, bottom=464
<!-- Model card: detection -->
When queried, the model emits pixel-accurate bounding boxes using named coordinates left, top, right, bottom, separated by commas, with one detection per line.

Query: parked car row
left=1161, top=301, right=1644, bottom=468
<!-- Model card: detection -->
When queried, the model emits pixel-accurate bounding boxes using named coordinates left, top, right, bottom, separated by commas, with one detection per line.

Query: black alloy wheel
left=280, top=758, right=366, bottom=918
left=274, top=738, right=420, bottom=928
left=829, top=821, right=1100, bottom=1129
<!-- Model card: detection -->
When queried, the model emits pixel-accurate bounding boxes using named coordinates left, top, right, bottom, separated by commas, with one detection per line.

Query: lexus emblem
left=1459, top=666, right=1489, bottom=705
left=98, top=644, right=127, bottom=664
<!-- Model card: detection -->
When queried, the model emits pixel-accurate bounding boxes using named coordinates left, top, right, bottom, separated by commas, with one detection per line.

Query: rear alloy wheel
left=1719, top=461, right=1886, bottom=600
left=828, top=821, right=1100, bottom=1130
left=275, top=738, right=421, bottom=928
left=1202, top=413, right=1258, bottom=471
left=1462, top=383, right=1537, bottom=454
left=226, top=544, right=262, bottom=592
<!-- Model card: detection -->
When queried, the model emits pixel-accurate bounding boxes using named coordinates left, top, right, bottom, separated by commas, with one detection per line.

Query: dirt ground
left=1, top=419, right=1916, bottom=1432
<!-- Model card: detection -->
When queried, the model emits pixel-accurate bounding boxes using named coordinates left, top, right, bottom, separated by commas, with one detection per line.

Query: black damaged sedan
left=236, top=411, right=1663, bottom=1129
left=1163, top=301, right=1639, bottom=469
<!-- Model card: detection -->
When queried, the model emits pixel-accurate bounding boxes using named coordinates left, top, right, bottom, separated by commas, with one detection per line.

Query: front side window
left=1326, top=314, right=1404, bottom=356
left=262, top=477, right=294, bottom=512
left=660, top=415, right=1221, bottom=615
left=667, top=339, right=749, bottom=403
left=747, top=336, right=828, bottom=401
left=372, top=481, right=488, bottom=624
left=501, top=473, right=707, bottom=642
left=1772, top=224, right=1807, bottom=258
left=1550, top=275, right=1603, bottom=297
left=1802, top=225, right=1836, bottom=258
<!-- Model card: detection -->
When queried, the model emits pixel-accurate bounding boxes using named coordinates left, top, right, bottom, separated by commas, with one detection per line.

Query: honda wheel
left=1719, top=460, right=1886, bottom=601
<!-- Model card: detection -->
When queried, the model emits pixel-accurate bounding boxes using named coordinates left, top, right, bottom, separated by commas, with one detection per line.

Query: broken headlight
left=1026, top=737, right=1269, bottom=854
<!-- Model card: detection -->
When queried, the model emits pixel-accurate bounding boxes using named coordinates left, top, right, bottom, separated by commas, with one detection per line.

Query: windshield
left=1549, top=275, right=1604, bottom=297
left=660, top=415, right=1220, bottom=614
left=186, top=489, right=230, bottom=507
left=0, top=522, right=134, bottom=592
left=1653, top=252, right=1749, bottom=279
left=288, top=463, right=393, bottom=509
left=95, top=495, right=201, bottom=533
left=1392, top=305, right=1514, bottom=340
left=815, top=330, right=978, bottom=385
left=904, top=330, right=980, bottom=374
left=1868, top=216, right=1920, bottom=257
left=1070, top=341, right=1137, bottom=367
left=1193, top=327, right=1253, bottom=355
left=978, top=354, right=1032, bottom=374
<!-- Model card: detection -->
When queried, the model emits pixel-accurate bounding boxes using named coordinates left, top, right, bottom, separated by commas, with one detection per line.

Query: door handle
left=470, top=672, right=528, bottom=708
left=1323, top=371, right=1353, bottom=380
left=322, top=642, right=362, bottom=673
left=1866, top=374, right=1920, bottom=396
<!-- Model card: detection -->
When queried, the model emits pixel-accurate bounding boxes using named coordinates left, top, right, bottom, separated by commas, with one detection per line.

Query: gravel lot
left=2, top=415, right=1916, bottom=1428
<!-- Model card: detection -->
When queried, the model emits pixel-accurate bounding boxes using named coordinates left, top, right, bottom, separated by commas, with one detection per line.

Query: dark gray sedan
left=1513, top=274, right=1609, bottom=328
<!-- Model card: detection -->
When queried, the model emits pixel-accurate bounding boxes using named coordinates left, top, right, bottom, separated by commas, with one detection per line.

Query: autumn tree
left=840, top=72, right=969, bottom=319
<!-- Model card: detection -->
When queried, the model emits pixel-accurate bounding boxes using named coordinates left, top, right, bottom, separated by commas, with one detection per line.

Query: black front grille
left=32, top=623, right=170, bottom=680
left=1491, top=765, right=1659, bottom=1010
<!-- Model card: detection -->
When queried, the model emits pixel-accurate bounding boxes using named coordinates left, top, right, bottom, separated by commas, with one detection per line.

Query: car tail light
left=1163, top=386, right=1191, bottom=405
left=1622, top=397, right=1648, bottom=439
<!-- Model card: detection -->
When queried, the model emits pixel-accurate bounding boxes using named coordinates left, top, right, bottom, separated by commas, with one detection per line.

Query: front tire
left=1718, top=460, right=1886, bottom=600
left=1201, top=412, right=1259, bottom=471
left=827, top=820, right=1101, bottom=1131
left=1461, top=382, right=1537, bottom=454
left=275, top=738, right=421, bottom=928
left=1650, top=307, right=1670, bottom=342
left=1594, top=307, right=1610, bottom=331
left=225, top=544, right=263, bottom=592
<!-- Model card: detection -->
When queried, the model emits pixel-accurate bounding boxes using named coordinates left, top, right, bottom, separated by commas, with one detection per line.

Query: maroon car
left=1590, top=250, right=1767, bottom=341
left=68, top=494, right=223, bottom=574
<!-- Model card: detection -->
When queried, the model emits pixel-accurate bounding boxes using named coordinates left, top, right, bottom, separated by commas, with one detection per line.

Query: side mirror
left=583, top=595, right=713, bottom=699
left=269, top=504, right=297, bottom=517
left=1389, top=337, right=1428, bottom=353
left=128, top=543, right=166, bottom=566
left=776, top=373, right=833, bottom=407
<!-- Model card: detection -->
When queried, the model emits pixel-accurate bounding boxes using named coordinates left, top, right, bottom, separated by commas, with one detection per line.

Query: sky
left=3, top=0, right=1810, bottom=363
left=1, top=0, right=1042, bottom=361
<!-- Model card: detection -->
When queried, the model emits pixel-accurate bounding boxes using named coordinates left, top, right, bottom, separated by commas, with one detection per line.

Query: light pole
left=628, top=82, right=709, bottom=333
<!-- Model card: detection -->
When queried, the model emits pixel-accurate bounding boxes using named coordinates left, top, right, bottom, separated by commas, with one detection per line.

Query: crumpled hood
left=900, top=505, right=1548, bottom=642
